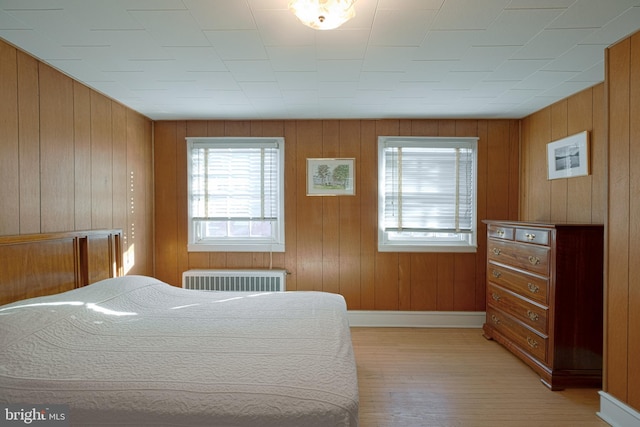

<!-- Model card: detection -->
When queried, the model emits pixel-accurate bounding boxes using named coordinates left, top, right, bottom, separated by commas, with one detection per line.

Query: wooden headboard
left=0, top=229, right=123, bottom=306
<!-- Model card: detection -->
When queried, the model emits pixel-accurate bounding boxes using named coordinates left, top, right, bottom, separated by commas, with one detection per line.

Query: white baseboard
left=598, top=391, right=640, bottom=427
left=347, top=310, right=485, bottom=328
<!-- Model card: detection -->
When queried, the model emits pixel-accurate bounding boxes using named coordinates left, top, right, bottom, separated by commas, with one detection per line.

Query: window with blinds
left=378, top=136, right=478, bottom=252
left=186, top=137, right=285, bottom=252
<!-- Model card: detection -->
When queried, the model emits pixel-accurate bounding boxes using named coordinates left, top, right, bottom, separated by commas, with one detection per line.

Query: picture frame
left=546, top=131, right=590, bottom=180
left=307, top=158, right=355, bottom=196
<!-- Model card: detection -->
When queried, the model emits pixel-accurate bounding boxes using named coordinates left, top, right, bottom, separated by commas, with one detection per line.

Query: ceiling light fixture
left=288, top=0, right=357, bottom=30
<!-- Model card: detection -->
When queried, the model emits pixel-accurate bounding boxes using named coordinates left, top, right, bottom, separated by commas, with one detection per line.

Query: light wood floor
left=350, top=328, right=609, bottom=427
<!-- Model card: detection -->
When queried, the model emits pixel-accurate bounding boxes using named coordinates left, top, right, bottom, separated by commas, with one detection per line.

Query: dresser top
left=483, top=220, right=603, bottom=229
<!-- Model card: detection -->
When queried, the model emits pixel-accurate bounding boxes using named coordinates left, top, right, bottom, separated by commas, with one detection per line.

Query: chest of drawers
left=482, top=221, right=604, bottom=390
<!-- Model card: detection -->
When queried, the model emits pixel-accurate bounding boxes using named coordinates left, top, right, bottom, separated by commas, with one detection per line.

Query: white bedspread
left=0, top=275, right=359, bottom=426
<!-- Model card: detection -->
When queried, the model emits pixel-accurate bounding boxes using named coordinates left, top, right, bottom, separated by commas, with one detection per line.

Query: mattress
left=0, top=275, right=359, bottom=426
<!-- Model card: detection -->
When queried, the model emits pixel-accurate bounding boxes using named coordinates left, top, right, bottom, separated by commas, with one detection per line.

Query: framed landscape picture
left=547, top=131, right=590, bottom=180
left=307, top=158, right=355, bottom=196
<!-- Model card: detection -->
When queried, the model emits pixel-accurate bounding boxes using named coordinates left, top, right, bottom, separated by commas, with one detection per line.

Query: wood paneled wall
left=605, top=31, right=640, bottom=412
left=154, top=119, right=519, bottom=311
left=0, top=38, right=154, bottom=277
left=520, top=83, right=606, bottom=224
left=520, top=29, right=640, bottom=415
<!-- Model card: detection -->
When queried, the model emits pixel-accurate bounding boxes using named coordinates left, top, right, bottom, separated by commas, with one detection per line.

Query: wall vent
left=182, top=269, right=286, bottom=292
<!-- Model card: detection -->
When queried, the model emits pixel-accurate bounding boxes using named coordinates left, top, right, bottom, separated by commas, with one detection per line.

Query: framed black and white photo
left=547, top=131, right=590, bottom=180
left=306, top=158, right=355, bottom=196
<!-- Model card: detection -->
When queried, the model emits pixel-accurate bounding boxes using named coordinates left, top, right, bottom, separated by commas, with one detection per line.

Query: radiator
left=182, top=269, right=286, bottom=292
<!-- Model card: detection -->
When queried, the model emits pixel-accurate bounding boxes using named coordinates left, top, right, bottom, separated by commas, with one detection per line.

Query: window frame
left=377, top=136, right=478, bottom=253
left=186, top=137, right=285, bottom=253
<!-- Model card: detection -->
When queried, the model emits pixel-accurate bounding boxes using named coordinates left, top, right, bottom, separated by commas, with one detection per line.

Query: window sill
left=377, top=244, right=477, bottom=253
left=188, top=243, right=285, bottom=253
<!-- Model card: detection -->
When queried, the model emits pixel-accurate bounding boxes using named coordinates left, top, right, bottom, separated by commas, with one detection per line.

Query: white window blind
left=378, top=136, right=478, bottom=252
left=187, top=137, right=285, bottom=252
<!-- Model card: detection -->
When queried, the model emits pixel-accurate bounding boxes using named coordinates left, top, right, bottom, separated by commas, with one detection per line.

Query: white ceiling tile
left=403, top=60, right=457, bottom=81
left=488, top=59, right=553, bottom=81
left=46, top=59, right=110, bottom=84
left=568, top=61, right=604, bottom=83
left=354, top=90, right=393, bottom=105
left=317, top=60, right=362, bottom=82
left=63, top=1, right=142, bottom=31
left=246, top=0, right=288, bottom=11
left=0, top=0, right=67, bottom=9
left=113, top=0, right=187, bottom=10
left=276, top=71, right=318, bottom=90
left=377, top=0, right=444, bottom=10
left=281, top=90, right=318, bottom=104
left=474, top=9, right=564, bottom=46
left=318, top=81, right=358, bottom=98
left=315, top=30, right=369, bottom=59
left=184, top=0, right=255, bottom=30
left=512, top=28, right=597, bottom=60
left=128, top=10, right=210, bottom=47
left=4, top=9, right=103, bottom=45
left=505, top=0, right=574, bottom=9
left=541, top=80, right=597, bottom=99
left=253, top=9, right=314, bottom=46
left=433, top=0, right=511, bottom=30
left=266, top=46, right=317, bottom=71
left=494, top=88, right=539, bottom=103
left=453, top=45, right=521, bottom=72
left=581, top=6, right=640, bottom=45
left=441, top=71, right=492, bottom=90
left=362, top=46, right=416, bottom=71
left=101, top=71, right=165, bottom=90
left=239, top=81, right=282, bottom=98
left=395, top=81, right=441, bottom=97
left=358, top=72, right=402, bottom=90
left=369, top=9, right=436, bottom=46
left=0, top=28, right=78, bottom=60
left=162, top=46, right=227, bottom=71
left=423, top=89, right=466, bottom=104
left=547, top=0, right=640, bottom=29
left=224, top=60, right=276, bottom=82
left=0, top=9, right=35, bottom=29
left=204, top=30, right=268, bottom=60
left=69, top=31, right=173, bottom=63
left=249, top=97, right=288, bottom=113
left=1, top=0, right=639, bottom=120
left=469, top=80, right=516, bottom=97
left=542, top=44, right=607, bottom=72
left=176, top=72, right=239, bottom=90
left=415, top=30, right=482, bottom=60
left=514, top=70, right=578, bottom=90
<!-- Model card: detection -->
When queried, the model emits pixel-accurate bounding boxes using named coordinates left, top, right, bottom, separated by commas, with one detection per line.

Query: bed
left=0, top=230, right=359, bottom=427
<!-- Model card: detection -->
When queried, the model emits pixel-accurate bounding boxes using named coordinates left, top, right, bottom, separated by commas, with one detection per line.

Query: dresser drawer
left=487, top=262, right=548, bottom=304
left=488, top=224, right=514, bottom=240
left=488, top=283, right=548, bottom=334
left=487, top=239, right=550, bottom=276
left=515, top=228, right=550, bottom=246
left=486, top=307, right=548, bottom=363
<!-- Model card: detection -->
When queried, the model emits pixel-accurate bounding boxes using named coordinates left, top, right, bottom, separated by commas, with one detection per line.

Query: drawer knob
left=491, top=292, right=501, bottom=302
left=492, top=248, right=501, bottom=255
left=492, top=270, right=501, bottom=278
left=527, top=310, right=539, bottom=322
left=526, top=336, right=539, bottom=349
left=491, top=315, right=500, bottom=325
left=528, top=256, right=540, bottom=265
left=527, top=283, right=540, bottom=293
left=497, top=229, right=505, bottom=236
left=525, top=233, right=536, bottom=241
